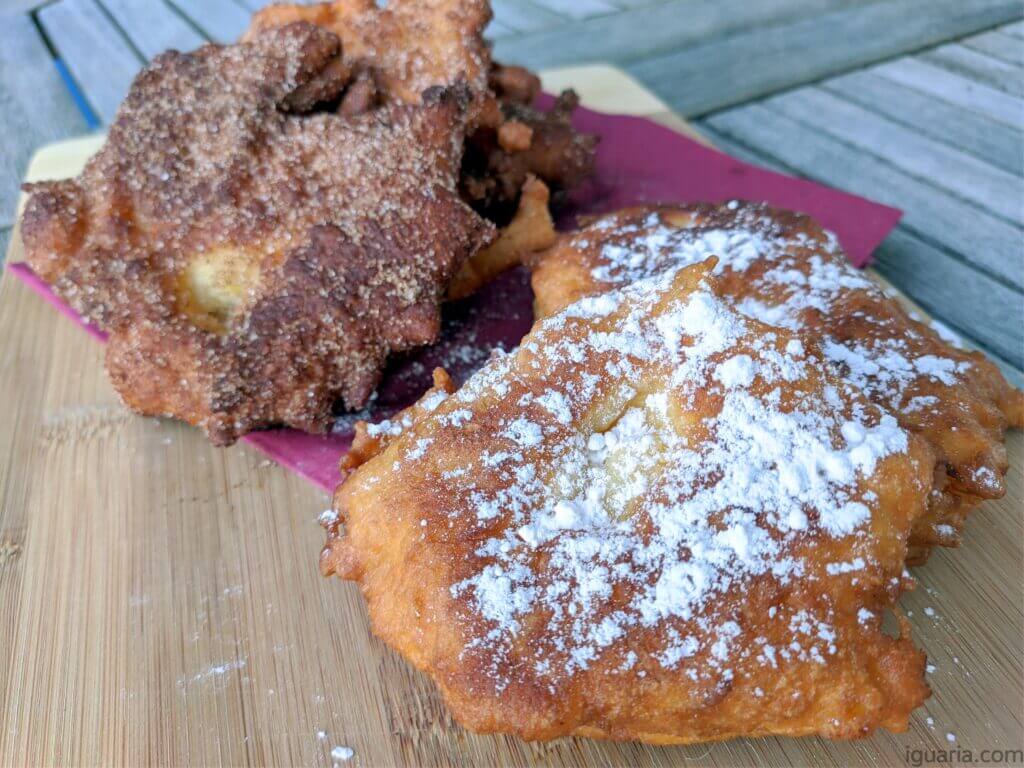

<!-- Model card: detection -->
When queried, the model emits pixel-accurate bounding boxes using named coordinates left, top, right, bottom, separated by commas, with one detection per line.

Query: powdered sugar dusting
left=576, top=203, right=973, bottom=413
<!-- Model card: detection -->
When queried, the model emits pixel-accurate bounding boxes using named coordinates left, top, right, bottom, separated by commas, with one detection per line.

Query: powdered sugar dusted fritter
left=324, top=260, right=933, bottom=743
left=20, top=23, right=493, bottom=445
left=531, top=202, right=1023, bottom=563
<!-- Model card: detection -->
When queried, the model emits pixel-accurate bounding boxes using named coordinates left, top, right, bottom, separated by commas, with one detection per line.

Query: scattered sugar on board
left=178, top=659, right=246, bottom=688
left=331, top=745, right=354, bottom=761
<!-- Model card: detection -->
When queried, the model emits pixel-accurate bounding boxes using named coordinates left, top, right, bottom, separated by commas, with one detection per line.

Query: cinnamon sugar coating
left=245, top=0, right=597, bottom=226
left=21, top=23, right=493, bottom=444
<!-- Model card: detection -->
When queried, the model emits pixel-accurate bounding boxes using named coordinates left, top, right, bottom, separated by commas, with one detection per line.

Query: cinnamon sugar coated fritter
left=530, top=202, right=1024, bottom=563
left=325, top=261, right=934, bottom=743
left=21, top=23, right=493, bottom=444
left=246, top=0, right=598, bottom=224
left=245, top=0, right=493, bottom=106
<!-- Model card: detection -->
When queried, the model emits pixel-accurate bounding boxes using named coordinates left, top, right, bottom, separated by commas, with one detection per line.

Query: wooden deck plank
left=872, top=57, right=1024, bottom=127
left=763, top=87, right=1023, bottom=225
left=609, top=0, right=678, bottom=7
left=1002, top=19, right=1024, bottom=38
left=490, top=0, right=563, bottom=33
left=0, top=12, right=88, bottom=230
left=37, top=0, right=142, bottom=125
left=962, top=28, right=1024, bottom=65
left=703, top=103, right=1024, bottom=297
left=921, top=42, right=1024, bottom=97
left=99, top=0, right=206, bottom=60
left=494, top=0, right=862, bottom=70
left=487, top=18, right=516, bottom=38
left=0, top=1, right=42, bottom=14
left=872, top=228, right=1024, bottom=369
left=627, top=0, right=1024, bottom=117
left=821, top=70, right=1023, bottom=173
left=528, top=0, right=619, bottom=20
left=167, top=0, right=250, bottom=43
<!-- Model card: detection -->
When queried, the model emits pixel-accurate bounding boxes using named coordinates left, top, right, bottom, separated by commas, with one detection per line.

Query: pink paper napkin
left=8, top=101, right=902, bottom=493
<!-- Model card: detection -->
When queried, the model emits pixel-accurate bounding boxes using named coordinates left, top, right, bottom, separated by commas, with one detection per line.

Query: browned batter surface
left=245, top=0, right=597, bottom=225
left=21, top=23, right=493, bottom=445
left=324, top=261, right=933, bottom=742
left=245, top=0, right=493, bottom=106
left=529, top=202, right=1024, bottom=562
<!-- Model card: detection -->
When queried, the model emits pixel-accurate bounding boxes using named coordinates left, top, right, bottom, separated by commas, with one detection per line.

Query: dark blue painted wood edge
left=54, top=57, right=100, bottom=129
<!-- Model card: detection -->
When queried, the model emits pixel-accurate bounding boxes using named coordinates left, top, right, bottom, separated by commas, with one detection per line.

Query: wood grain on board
left=0, top=65, right=1021, bottom=768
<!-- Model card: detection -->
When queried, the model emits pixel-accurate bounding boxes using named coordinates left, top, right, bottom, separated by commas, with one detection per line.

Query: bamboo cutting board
left=0, top=66, right=1020, bottom=768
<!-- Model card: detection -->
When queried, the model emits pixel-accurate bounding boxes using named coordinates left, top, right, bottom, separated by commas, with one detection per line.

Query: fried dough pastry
left=246, top=1, right=598, bottom=226
left=245, top=0, right=492, bottom=105
left=461, top=88, right=598, bottom=223
left=447, top=175, right=556, bottom=300
left=530, top=202, right=1024, bottom=562
left=20, top=24, right=493, bottom=445
left=324, top=260, right=934, bottom=743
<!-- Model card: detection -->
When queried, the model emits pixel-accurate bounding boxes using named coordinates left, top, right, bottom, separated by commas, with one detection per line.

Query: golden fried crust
left=530, top=203, right=1023, bottom=561
left=488, top=63, right=541, bottom=105
left=244, top=1, right=596, bottom=273
left=447, top=176, right=556, bottom=300
left=325, top=261, right=933, bottom=743
left=21, top=24, right=494, bottom=445
left=245, top=0, right=493, bottom=105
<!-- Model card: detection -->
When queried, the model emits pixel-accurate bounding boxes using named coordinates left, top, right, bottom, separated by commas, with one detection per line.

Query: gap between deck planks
left=0, top=12, right=87, bottom=231
left=624, top=0, right=1024, bottom=117
left=1, top=65, right=1021, bottom=768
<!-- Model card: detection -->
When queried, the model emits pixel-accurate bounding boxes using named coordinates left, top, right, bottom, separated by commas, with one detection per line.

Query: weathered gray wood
left=168, top=0, right=250, bottom=43
left=873, top=228, right=1024, bottom=368
left=100, top=0, right=206, bottom=60
left=487, top=18, right=516, bottom=39
left=610, top=0, right=679, bottom=7
left=39, top=0, right=144, bottom=125
left=963, top=29, right=1024, bottom=65
left=529, top=0, right=618, bottom=20
left=692, top=120, right=790, bottom=171
left=872, top=57, right=1024, bottom=127
left=0, top=0, right=42, bottom=15
left=921, top=43, right=1024, bottom=97
left=495, top=0, right=862, bottom=70
left=1002, top=19, right=1024, bottom=38
left=704, top=102, right=1024, bottom=289
left=627, top=0, right=1024, bottom=117
left=490, top=0, right=563, bottom=33
left=0, top=12, right=88, bottom=229
left=822, top=69, right=1023, bottom=173
left=763, top=87, right=1024, bottom=225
